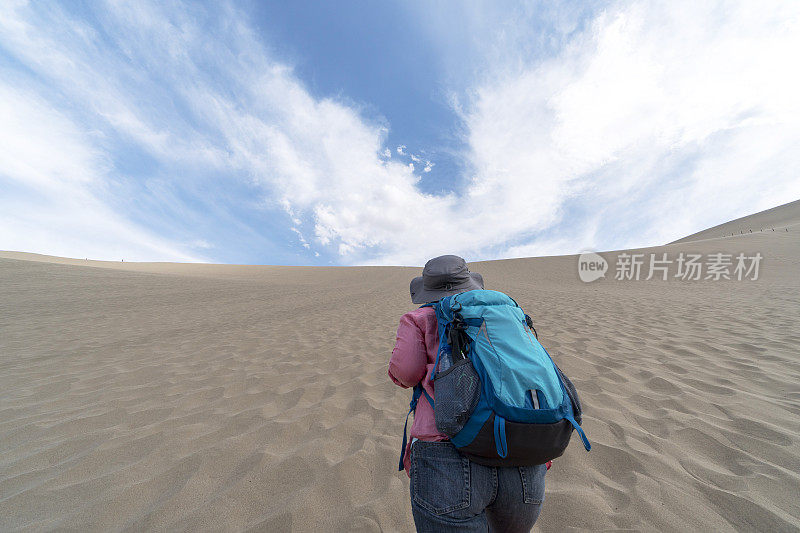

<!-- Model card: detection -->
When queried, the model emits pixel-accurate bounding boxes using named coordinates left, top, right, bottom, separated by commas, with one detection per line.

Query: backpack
left=398, top=289, right=590, bottom=470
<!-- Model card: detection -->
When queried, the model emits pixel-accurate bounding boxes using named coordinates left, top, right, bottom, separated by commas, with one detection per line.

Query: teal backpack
left=399, top=289, right=590, bottom=469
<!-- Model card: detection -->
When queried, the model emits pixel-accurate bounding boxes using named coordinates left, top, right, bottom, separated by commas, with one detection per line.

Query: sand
left=1, top=202, right=799, bottom=531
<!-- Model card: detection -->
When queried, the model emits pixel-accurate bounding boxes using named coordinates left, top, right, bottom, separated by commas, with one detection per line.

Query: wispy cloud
left=0, top=1, right=454, bottom=263
left=439, top=0, right=800, bottom=259
left=0, top=75, right=203, bottom=261
left=1, top=1, right=798, bottom=266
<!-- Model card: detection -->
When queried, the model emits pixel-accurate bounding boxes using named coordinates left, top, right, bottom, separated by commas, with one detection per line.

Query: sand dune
left=1, top=203, right=799, bottom=531
left=670, top=199, right=800, bottom=244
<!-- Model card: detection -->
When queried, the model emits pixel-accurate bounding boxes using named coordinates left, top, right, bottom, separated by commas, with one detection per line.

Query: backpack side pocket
left=433, top=358, right=481, bottom=437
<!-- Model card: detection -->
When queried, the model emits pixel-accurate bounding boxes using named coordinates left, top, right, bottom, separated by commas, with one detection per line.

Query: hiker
left=388, top=255, right=549, bottom=532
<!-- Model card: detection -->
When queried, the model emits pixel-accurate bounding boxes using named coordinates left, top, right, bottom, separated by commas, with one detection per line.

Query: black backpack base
left=456, top=412, right=573, bottom=467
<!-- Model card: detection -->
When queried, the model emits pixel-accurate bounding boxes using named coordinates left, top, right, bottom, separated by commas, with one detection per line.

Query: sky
left=1, top=0, right=799, bottom=266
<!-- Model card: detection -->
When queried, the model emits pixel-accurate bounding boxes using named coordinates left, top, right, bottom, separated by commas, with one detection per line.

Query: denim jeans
left=410, top=440, right=546, bottom=532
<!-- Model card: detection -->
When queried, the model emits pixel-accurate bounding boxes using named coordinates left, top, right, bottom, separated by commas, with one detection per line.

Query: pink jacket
left=388, top=306, right=448, bottom=476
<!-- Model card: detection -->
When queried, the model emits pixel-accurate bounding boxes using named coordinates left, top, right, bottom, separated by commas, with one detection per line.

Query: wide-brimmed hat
left=410, top=255, right=484, bottom=304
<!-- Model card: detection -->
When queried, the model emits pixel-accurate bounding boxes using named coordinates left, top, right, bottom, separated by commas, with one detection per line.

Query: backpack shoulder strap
left=398, top=384, right=435, bottom=471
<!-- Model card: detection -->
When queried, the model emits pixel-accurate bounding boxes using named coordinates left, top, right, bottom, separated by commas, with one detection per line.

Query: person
left=389, top=255, right=548, bottom=532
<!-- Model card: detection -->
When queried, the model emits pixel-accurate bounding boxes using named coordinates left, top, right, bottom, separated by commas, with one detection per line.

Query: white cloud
left=447, top=0, right=800, bottom=259
left=290, top=227, right=311, bottom=249
left=277, top=0, right=798, bottom=265
left=2, top=0, right=799, bottom=266
left=358, top=0, right=800, bottom=264
left=0, top=83, right=203, bottom=262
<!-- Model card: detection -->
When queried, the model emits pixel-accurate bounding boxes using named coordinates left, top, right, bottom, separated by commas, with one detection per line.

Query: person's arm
left=388, top=312, right=428, bottom=388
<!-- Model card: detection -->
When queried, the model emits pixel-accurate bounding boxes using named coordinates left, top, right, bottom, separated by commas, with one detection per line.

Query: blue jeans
left=410, top=440, right=546, bottom=532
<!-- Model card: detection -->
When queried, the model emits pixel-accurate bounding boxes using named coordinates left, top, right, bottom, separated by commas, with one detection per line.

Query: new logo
left=578, top=251, right=608, bottom=282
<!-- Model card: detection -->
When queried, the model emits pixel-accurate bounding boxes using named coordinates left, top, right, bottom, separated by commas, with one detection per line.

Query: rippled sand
left=1, top=201, right=799, bottom=531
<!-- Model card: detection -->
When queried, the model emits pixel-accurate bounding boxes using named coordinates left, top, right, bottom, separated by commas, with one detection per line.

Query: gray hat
left=410, top=255, right=484, bottom=304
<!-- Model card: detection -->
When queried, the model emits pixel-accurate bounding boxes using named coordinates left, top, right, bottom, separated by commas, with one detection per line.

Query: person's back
left=389, top=255, right=548, bottom=532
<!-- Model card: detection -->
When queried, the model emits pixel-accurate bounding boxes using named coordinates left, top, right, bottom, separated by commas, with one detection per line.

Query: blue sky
left=1, top=1, right=799, bottom=265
